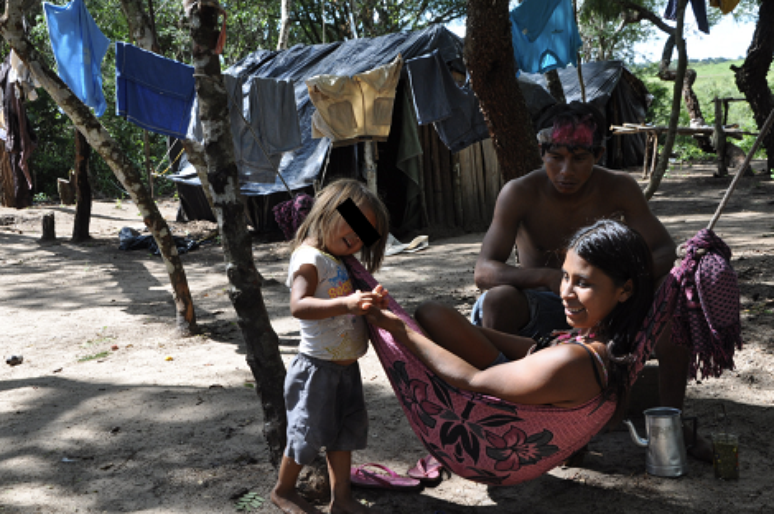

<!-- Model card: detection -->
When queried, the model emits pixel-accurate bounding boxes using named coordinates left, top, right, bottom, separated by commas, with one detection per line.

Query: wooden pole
left=422, top=126, right=435, bottom=224
left=650, top=132, right=659, bottom=178
left=363, top=141, right=377, bottom=193
left=714, top=97, right=728, bottom=177
left=642, top=133, right=651, bottom=179
left=708, top=107, right=774, bottom=231
left=431, top=131, right=444, bottom=223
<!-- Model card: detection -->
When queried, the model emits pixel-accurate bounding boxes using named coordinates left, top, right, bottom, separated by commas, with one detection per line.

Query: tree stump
left=40, top=211, right=56, bottom=241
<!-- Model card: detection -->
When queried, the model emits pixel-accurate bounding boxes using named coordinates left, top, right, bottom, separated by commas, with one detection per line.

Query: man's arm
left=474, top=177, right=562, bottom=292
left=615, top=173, right=677, bottom=279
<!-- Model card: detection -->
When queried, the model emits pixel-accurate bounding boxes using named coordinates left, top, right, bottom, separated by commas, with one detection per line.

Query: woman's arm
left=368, top=307, right=603, bottom=407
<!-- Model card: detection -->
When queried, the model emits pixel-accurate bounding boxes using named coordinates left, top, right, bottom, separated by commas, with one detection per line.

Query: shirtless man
left=471, top=102, right=711, bottom=461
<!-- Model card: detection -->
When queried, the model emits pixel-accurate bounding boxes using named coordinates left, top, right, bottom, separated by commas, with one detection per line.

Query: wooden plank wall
left=419, top=125, right=501, bottom=231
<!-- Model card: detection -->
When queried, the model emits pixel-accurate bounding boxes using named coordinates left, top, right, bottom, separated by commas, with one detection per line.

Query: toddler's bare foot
left=330, top=496, right=381, bottom=514
left=271, top=487, right=321, bottom=514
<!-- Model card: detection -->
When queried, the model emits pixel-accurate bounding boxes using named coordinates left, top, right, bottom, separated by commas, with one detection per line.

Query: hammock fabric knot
left=670, top=229, right=742, bottom=380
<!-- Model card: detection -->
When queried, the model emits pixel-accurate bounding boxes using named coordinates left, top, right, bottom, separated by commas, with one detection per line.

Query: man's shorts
left=284, top=353, right=368, bottom=466
left=470, top=289, right=570, bottom=340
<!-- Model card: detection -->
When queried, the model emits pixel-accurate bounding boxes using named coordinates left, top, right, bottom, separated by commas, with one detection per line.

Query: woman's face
left=559, top=249, right=632, bottom=334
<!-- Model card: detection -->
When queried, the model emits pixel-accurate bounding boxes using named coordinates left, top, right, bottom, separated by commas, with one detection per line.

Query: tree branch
left=617, top=0, right=675, bottom=35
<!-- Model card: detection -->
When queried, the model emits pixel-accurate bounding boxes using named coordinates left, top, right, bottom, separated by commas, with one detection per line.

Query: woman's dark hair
left=566, top=219, right=654, bottom=414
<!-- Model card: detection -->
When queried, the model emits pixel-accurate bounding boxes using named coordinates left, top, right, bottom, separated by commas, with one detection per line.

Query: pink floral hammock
left=344, top=229, right=741, bottom=486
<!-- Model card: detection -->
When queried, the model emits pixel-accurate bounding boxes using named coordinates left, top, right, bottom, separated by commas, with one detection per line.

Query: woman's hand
left=364, top=304, right=404, bottom=333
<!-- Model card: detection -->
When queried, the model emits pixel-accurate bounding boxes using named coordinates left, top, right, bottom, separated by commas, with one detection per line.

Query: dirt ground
left=2, top=162, right=773, bottom=514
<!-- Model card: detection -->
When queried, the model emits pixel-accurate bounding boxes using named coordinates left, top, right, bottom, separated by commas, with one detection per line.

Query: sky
left=446, top=14, right=756, bottom=63
left=634, top=16, right=755, bottom=62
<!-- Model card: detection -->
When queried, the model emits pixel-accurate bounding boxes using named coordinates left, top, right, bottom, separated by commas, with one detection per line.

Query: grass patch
left=78, top=351, right=110, bottom=362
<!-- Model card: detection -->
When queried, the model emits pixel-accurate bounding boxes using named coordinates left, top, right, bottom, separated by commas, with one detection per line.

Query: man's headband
left=336, top=198, right=380, bottom=247
left=537, top=117, right=597, bottom=151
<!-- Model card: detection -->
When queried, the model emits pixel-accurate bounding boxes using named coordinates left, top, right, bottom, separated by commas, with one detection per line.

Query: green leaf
left=234, top=491, right=264, bottom=511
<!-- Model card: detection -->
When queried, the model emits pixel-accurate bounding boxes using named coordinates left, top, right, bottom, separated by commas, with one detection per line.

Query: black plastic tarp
left=525, top=61, right=650, bottom=168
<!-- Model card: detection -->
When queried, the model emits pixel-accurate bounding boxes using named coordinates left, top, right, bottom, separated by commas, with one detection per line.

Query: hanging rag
left=405, top=50, right=489, bottom=152
left=115, top=43, right=196, bottom=139
left=709, top=0, right=741, bottom=14
left=43, top=0, right=110, bottom=117
left=509, top=0, right=583, bottom=74
left=664, top=0, right=710, bottom=34
left=0, top=55, right=37, bottom=206
left=229, top=75, right=303, bottom=183
left=307, top=54, right=403, bottom=145
left=187, top=74, right=302, bottom=184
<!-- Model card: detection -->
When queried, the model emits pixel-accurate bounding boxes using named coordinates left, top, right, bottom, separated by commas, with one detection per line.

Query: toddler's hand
left=348, top=290, right=382, bottom=315
left=371, top=284, right=390, bottom=309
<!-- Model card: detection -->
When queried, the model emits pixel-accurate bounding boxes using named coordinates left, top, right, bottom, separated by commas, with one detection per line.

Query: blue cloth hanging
left=405, top=50, right=489, bottom=153
left=509, top=0, right=582, bottom=74
left=115, top=42, right=196, bottom=139
left=43, top=0, right=110, bottom=117
left=664, top=0, right=710, bottom=34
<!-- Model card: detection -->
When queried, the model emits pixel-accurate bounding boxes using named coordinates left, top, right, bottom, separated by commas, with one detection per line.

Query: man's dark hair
left=537, top=101, right=607, bottom=155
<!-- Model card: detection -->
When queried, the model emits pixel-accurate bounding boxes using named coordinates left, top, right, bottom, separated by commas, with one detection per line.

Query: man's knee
left=483, top=286, right=527, bottom=313
left=415, top=300, right=447, bottom=326
left=481, top=286, right=530, bottom=332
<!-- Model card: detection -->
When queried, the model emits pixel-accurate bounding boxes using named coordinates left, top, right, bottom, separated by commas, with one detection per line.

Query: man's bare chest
left=518, top=204, right=623, bottom=265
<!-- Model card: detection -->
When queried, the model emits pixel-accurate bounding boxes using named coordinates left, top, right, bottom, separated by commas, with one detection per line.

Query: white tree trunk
left=277, top=0, right=293, bottom=50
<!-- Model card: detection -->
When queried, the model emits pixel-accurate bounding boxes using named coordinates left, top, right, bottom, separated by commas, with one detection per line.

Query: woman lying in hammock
left=363, top=219, right=655, bottom=484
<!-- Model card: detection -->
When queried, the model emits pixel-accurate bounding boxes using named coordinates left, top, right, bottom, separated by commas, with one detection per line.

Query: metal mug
left=623, top=407, right=697, bottom=477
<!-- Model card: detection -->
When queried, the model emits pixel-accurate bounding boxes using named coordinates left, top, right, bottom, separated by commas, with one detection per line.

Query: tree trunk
left=72, top=127, right=92, bottom=242
left=465, top=0, right=542, bottom=182
left=120, top=0, right=160, bottom=53
left=187, top=1, right=288, bottom=468
left=0, top=0, right=198, bottom=335
left=733, top=0, right=774, bottom=172
left=645, top=0, right=688, bottom=199
left=545, top=69, right=566, bottom=104
left=277, top=0, right=293, bottom=50
left=657, top=35, right=706, bottom=127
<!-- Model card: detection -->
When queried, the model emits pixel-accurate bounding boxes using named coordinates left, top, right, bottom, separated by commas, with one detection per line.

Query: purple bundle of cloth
left=273, top=193, right=314, bottom=241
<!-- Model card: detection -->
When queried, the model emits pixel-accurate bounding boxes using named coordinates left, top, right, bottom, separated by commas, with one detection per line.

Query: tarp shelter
left=171, top=25, right=474, bottom=232
left=525, top=60, right=650, bottom=169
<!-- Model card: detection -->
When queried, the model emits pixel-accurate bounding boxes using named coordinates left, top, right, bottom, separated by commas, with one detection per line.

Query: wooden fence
left=419, top=125, right=501, bottom=231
